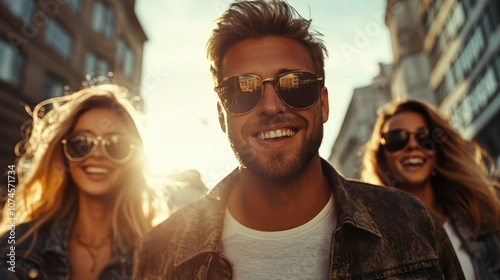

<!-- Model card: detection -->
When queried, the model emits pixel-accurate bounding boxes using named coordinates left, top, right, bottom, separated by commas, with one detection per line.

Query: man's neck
left=227, top=157, right=331, bottom=231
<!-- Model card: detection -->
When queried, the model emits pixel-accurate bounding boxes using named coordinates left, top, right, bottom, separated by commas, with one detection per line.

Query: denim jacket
left=0, top=210, right=133, bottom=280
left=446, top=207, right=500, bottom=279
left=134, top=159, right=465, bottom=279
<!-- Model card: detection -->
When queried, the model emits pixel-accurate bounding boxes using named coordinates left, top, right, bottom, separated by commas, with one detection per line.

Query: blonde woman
left=361, top=99, right=500, bottom=280
left=0, top=84, right=162, bottom=280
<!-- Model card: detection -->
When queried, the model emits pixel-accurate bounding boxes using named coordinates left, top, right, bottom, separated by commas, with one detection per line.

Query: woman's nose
left=406, top=134, right=420, bottom=149
left=89, top=140, right=105, bottom=158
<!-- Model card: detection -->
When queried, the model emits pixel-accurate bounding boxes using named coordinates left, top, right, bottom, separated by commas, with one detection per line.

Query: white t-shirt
left=443, top=220, right=477, bottom=280
left=222, top=195, right=336, bottom=280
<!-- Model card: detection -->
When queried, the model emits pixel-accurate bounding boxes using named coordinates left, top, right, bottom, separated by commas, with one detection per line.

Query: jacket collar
left=174, top=158, right=381, bottom=266
left=43, top=208, right=76, bottom=256
left=321, top=160, right=381, bottom=238
left=174, top=169, right=237, bottom=266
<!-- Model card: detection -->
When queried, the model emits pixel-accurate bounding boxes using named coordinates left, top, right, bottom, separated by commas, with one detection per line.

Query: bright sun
left=142, top=96, right=238, bottom=189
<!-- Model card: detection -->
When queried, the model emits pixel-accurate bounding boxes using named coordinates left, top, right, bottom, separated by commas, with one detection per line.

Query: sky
left=135, top=0, right=393, bottom=188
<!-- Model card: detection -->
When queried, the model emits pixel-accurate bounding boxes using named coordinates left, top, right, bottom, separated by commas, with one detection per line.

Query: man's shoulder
left=343, top=179, right=428, bottom=212
left=142, top=191, right=223, bottom=248
left=321, top=159, right=426, bottom=211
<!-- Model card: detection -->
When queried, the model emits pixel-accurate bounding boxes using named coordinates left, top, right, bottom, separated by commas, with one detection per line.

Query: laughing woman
left=0, top=84, right=162, bottom=280
left=361, top=99, right=500, bottom=280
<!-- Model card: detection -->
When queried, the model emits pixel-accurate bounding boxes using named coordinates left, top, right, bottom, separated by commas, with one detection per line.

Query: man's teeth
left=85, top=167, right=109, bottom=174
left=258, top=129, right=295, bottom=140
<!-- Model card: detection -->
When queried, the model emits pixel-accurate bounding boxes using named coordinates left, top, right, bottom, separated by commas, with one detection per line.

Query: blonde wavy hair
left=361, top=99, right=500, bottom=233
left=0, top=84, right=163, bottom=255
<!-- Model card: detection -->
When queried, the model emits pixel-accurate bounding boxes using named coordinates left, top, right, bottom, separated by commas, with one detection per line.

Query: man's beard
left=229, top=122, right=323, bottom=185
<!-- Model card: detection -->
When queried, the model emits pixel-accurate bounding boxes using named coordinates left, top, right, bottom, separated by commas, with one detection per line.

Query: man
left=134, top=1, right=464, bottom=279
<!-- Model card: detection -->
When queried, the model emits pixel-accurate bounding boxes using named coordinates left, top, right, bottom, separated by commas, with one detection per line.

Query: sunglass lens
left=218, top=75, right=262, bottom=114
left=104, top=134, right=132, bottom=160
left=383, top=130, right=409, bottom=152
left=278, top=72, right=320, bottom=108
left=416, top=129, right=434, bottom=151
left=67, top=134, right=94, bottom=159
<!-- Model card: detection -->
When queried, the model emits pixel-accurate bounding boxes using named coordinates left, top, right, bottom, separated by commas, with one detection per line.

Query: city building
left=385, top=0, right=436, bottom=103
left=0, top=0, right=147, bottom=176
left=380, top=0, right=499, bottom=173
left=328, top=63, right=392, bottom=179
left=419, top=0, right=500, bottom=171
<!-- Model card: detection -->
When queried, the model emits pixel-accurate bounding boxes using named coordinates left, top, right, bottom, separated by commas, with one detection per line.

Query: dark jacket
left=134, top=159, right=464, bottom=279
left=0, top=210, right=133, bottom=279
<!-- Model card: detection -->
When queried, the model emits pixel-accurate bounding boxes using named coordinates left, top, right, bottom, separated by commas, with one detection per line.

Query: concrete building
left=0, top=0, right=147, bottom=175
left=419, top=0, right=500, bottom=170
left=385, top=0, right=436, bottom=103
left=328, top=63, right=392, bottom=179
left=380, top=0, right=500, bottom=172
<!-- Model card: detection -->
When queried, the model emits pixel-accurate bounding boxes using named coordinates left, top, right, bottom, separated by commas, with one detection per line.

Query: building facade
left=380, top=0, right=500, bottom=173
left=385, top=0, right=436, bottom=103
left=419, top=0, right=500, bottom=171
left=0, top=0, right=147, bottom=178
left=328, top=63, right=392, bottom=179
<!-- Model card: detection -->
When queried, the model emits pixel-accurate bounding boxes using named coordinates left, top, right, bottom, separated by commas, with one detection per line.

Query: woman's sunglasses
left=61, top=132, right=135, bottom=163
left=214, top=70, right=323, bottom=115
left=380, top=128, right=435, bottom=153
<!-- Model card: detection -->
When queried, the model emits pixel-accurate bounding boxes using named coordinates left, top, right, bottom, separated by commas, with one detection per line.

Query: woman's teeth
left=401, top=157, right=424, bottom=167
left=85, top=167, right=109, bottom=174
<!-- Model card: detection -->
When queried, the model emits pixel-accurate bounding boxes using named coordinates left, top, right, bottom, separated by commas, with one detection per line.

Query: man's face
left=217, top=36, right=329, bottom=183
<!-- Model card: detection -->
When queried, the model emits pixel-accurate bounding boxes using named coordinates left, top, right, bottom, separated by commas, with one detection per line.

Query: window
left=44, top=19, right=73, bottom=60
left=495, top=53, right=500, bottom=78
left=84, top=52, right=110, bottom=76
left=441, top=2, right=465, bottom=44
left=435, top=80, right=447, bottom=103
left=116, top=39, right=134, bottom=77
left=0, top=38, right=25, bottom=88
left=91, top=1, right=115, bottom=39
left=461, top=0, right=473, bottom=16
left=481, top=10, right=493, bottom=38
left=444, top=71, right=456, bottom=93
left=2, top=0, right=35, bottom=23
left=423, top=6, right=434, bottom=31
left=490, top=1, right=500, bottom=28
left=67, top=0, right=81, bottom=12
left=451, top=26, right=485, bottom=83
left=42, top=73, right=65, bottom=100
left=451, top=64, right=499, bottom=130
left=430, top=41, right=441, bottom=67
left=425, top=0, right=443, bottom=30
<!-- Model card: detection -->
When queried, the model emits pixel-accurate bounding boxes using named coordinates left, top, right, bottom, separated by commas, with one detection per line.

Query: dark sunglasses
left=380, top=128, right=435, bottom=153
left=61, top=132, right=135, bottom=163
left=214, top=70, right=323, bottom=115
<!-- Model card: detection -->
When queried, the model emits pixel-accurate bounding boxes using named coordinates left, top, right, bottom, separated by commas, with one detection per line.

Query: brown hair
left=207, top=0, right=328, bottom=84
left=361, top=99, right=500, bottom=232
